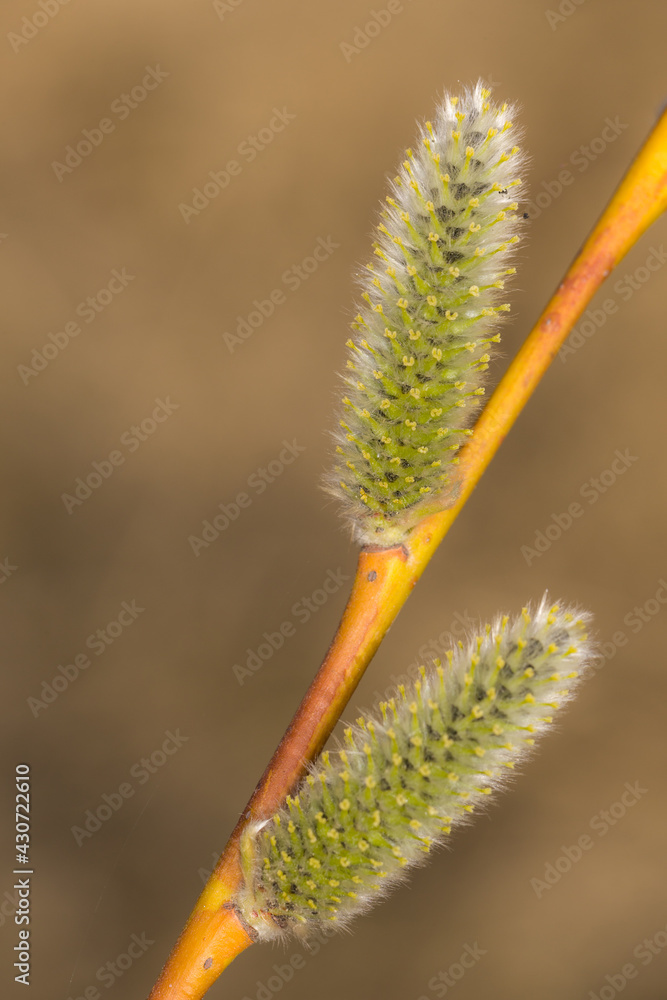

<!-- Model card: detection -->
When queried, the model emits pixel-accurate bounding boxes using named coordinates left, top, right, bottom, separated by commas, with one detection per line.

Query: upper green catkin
left=324, top=82, right=527, bottom=546
left=235, top=598, right=592, bottom=941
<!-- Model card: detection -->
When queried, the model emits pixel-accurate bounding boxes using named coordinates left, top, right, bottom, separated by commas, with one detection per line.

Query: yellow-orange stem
left=147, top=105, right=667, bottom=1000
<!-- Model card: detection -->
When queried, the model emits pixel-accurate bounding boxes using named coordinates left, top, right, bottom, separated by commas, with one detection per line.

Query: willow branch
left=147, top=104, right=667, bottom=1000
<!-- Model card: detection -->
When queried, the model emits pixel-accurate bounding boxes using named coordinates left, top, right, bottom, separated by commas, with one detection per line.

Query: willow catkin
left=235, top=597, right=592, bottom=941
left=324, top=81, right=527, bottom=545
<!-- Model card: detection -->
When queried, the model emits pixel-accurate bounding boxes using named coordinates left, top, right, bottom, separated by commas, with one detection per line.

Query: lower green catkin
left=235, top=597, right=593, bottom=941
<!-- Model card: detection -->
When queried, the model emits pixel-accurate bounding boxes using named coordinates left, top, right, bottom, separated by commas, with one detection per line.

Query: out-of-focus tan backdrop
left=2, top=1, right=666, bottom=998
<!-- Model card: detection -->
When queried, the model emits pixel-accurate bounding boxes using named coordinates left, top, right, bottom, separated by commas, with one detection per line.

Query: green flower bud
left=324, top=82, right=526, bottom=545
left=235, top=597, right=592, bottom=941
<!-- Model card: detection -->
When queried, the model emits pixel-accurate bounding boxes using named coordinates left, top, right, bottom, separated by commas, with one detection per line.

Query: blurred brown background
left=2, top=1, right=667, bottom=998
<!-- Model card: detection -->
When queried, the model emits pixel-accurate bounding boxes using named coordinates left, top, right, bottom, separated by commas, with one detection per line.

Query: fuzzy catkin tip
left=235, top=597, right=592, bottom=942
left=324, top=81, right=527, bottom=546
